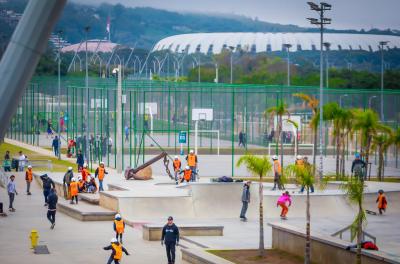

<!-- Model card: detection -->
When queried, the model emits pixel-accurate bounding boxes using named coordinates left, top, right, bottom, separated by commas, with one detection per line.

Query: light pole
left=229, top=46, right=235, bottom=84
left=379, top=41, right=389, bottom=121
left=368, top=95, right=377, bottom=109
left=307, top=1, right=332, bottom=179
left=84, top=26, right=90, bottom=163
left=283, top=44, right=292, bottom=86
left=339, top=94, right=348, bottom=108
left=323, top=42, right=331, bottom=88
left=57, top=30, right=62, bottom=160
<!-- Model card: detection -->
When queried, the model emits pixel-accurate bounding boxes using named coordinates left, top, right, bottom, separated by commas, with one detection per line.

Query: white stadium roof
left=61, top=40, right=119, bottom=53
left=153, top=32, right=400, bottom=54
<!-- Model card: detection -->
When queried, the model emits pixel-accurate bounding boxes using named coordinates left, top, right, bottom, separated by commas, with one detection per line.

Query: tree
left=352, top=109, right=386, bottom=179
left=371, top=126, right=393, bottom=181
left=266, top=100, right=290, bottom=178
left=323, top=102, right=342, bottom=178
left=293, top=94, right=319, bottom=172
left=341, top=177, right=366, bottom=264
left=286, top=163, right=316, bottom=264
left=237, top=155, right=273, bottom=257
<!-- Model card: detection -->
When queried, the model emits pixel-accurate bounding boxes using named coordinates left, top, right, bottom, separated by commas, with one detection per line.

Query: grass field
left=0, top=142, right=76, bottom=172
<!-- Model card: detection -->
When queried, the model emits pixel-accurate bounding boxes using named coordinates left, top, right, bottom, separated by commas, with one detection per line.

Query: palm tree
left=341, top=177, right=365, bottom=264
left=237, top=155, right=273, bottom=257
left=323, top=102, right=342, bottom=178
left=266, top=100, right=290, bottom=176
left=286, top=163, right=316, bottom=264
left=371, top=126, right=393, bottom=181
left=352, top=109, right=387, bottom=179
left=338, top=109, right=354, bottom=176
left=293, top=93, right=319, bottom=171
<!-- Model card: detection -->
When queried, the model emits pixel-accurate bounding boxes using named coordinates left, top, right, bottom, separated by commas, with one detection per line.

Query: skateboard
left=366, top=210, right=377, bottom=215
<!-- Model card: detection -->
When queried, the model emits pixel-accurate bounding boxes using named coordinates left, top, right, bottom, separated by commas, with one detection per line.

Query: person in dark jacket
left=63, top=167, right=74, bottom=198
left=103, top=238, right=129, bottom=264
left=240, top=181, right=251, bottom=221
left=161, top=216, right=180, bottom=264
left=40, top=174, right=55, bottom=206
left=76, top=150, right=84, bottom=172
left=52, top=136, right=60, bottom=157
left=47, top=188, right=58, bottom=229
left=351, top=153, right=366, bottom=180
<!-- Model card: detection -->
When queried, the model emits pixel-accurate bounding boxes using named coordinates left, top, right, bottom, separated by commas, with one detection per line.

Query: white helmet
left=110, top=238, right=118, bottom=243
left=83, top=163, right=88, bottom=168
left=272, top=155, right=278, bottom=160
left=185, top=166, right=190, bottom=170
left=100, top=161, right=104, bottom=165
left=296, top=155, right=303, bottom=160
left=78, top=176, right=82, bottom=180
left=115, top=213, right=121, bottom=219
left=190, top=150, right=194, bottom=154
left=28, top=165, right=32, bottom=169
left=68, top=167, right=73, bottom=171
left=71, top=177, right=76, bottom=182
left=174, top=156, right=178, bottom=160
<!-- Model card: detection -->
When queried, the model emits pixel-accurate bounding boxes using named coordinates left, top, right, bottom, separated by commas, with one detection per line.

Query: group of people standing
left=172, top=150, right=199, bottom=184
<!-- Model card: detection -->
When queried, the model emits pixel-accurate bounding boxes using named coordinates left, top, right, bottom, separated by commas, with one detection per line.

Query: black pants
left=240, top=201, right=248, bottom=218
left=165, top=242, right=176, bottom=264
left=47, top=210, right=56, bottom=224
left=71, top=195, right=78, bottom=203
left=8, top=192, right=15, bottom=209
left=116, top=232, right=123, bottom=242
left=43, top=189, right=50, bottom=204
left=106, top=255, right=120, bottom=264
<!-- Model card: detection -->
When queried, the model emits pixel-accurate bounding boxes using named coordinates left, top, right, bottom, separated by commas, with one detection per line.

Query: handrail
left=332, top=224, right=376, bottom=245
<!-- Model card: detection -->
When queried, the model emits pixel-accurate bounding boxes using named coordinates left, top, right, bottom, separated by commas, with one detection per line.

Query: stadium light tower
left=84, top=26, right=90, bottom=163
left=229, top=46, right=235, bottom=84
left=283, top=44, right=292, bottom=86
left=379, top=41, right=389, bottom=121
left=57, top=30, right=63, bottom=160
left=323, top=42, right=331, bottom=88
left=307, top=1, right=332, bottom=180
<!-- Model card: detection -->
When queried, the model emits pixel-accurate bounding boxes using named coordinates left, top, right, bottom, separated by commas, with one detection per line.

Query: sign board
left=138, top=102, right=158, bottom=115
left=192, top=108, right=213, bottom=121
left=178, top=131, right=187, bottom=144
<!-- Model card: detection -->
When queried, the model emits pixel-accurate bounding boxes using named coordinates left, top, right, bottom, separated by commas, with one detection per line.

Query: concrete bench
left=268, top=222, right=400, bottom=264
left=181, top=248, right=234, bottom=264
left=143, top=224, right=224, bottom=241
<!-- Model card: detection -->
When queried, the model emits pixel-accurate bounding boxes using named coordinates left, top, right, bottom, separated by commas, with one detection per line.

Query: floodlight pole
left=284, top=44, right=292, bottom=86
left=57, top=30, right=62, bottom=160
left=229, top=46, right=234, bottom=84
left=379, top=41, right=388, bottom=121
left=324, top=42, right=331, bottom=88
left=307, top=1, right=332, bottom=180
left=85, top=26, right=90, bottom=164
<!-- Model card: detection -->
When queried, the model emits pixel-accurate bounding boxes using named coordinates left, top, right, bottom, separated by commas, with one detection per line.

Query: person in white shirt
left=18, top=151, right=27, bottom=172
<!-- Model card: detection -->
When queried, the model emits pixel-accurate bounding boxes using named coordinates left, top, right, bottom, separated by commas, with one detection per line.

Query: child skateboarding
left=114, top=214, right=125, bottom=243
left=103, top=238, right=129, bottom=264
left=376, top=189, right=387, bottom=215
left=277, top=191, right=292, bottom=219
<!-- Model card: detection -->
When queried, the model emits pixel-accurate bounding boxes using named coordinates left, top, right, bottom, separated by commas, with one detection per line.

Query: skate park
left=1, top=1, right=400, bottom=263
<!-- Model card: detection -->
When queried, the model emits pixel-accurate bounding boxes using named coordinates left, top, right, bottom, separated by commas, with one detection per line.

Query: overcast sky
left=76, top=0, right=399, bottom=30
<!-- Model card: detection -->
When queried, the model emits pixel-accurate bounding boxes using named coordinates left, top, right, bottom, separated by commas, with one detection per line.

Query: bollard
left=30, top=229, right=39, bottom=249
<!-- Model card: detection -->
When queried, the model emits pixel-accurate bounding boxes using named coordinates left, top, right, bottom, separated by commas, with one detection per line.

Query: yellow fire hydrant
left=30, top=229, right=39, bottom=249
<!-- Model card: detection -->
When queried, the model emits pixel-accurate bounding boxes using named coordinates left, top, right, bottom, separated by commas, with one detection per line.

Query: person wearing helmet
left=172, top=156, right=181, bottom=184
left=299, top=156, right=314, bottom=193
left=179, top=166, right=192, bottom=183
left=69, top=177, right=79, bottom=204
left=376, top=189, right=387, bottom=215
left=352, top=153, right=366, bottom=180
left=295, top=155, right=304, bottom=168
left=77, top=176, right=86, bottom=193
left=113, top=213, right=126, bottom=243
left=95, top=162, right=108, bottom=191
left=161, top=216, right=180, bottom=264
left=272, top=156, right=283, bottom=190
left=81, top=163, right=91, bottom=182
left=25, top=165, right=33, bottom=195
left=185, top=150, right=198, bottom=182
left=103, top=237, right=129, bottom=264
left=63, top=167, right=74, bottom=199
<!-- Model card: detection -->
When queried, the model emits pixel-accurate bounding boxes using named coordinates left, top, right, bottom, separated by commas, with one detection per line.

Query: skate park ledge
left=143, top=224, right=224, bottom=241
left=269, top=222, right=400, bottom=264
left=181, top=248, right=235, bottom=264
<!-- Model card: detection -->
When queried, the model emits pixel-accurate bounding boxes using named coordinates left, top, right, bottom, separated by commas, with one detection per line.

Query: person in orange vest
left=103, top=237, right=129, bottom=264
left=77, top=176, right=86, bottom=193
left=172, top=156, right=181, bottom=184
left=376, top=189, right=387, bottom=215
left=25, top=165, right=33, bottom=195
left=185, top=149, right=198, bottom=182
left=179, top=166, right=192, bottom=183
left=69, top=178, right=79, bottom=204
left=95, top=161, right=108, bottom=191
left=114, top=214, right=126, bottom=243
left=272, top=156, right=283, bottom=190
left=81, top=163, right=91, bottom=182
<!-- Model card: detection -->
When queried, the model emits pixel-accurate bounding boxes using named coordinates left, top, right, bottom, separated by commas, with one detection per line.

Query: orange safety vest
left=82, top=168, right=90, bottom=182
left=98, top=167, right=105, bottom=180
left=274, top=160, right=282, bottom=174
left=115, top=219, right=125, bottom=234
left=184, top=169, right=192, bottom=181
left=78, top=180, right=85, bottom=190
left=187, top=154, right=196, bottom=166
left=70, top=181, right=79, bottom=196
left=26, top=169, right=33, bottom=182
left=377, top=194, right=387, bottom=209
left=173, top=160, right=181, bottom=172
left=111, top=243, right=123, bottom=260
